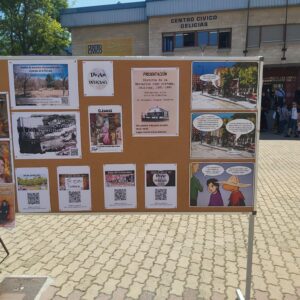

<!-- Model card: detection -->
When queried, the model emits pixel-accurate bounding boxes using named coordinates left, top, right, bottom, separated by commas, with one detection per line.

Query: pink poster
left=131, top=68, right=179, bottom=136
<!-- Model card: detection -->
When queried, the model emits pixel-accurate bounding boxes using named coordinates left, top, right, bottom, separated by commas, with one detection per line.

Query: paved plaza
left=0, top=138, right=299, bottom=300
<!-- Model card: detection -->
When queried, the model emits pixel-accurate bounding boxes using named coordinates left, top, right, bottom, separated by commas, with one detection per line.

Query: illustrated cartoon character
left=220, top=175, right=251, bottom=206
left=190, top=163, right=203, bottom=206
left=206, top=178, right=224, bottom=206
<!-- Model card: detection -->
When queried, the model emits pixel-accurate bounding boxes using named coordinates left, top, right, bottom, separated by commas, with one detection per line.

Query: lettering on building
left=170, top=15, right=218, bottom=29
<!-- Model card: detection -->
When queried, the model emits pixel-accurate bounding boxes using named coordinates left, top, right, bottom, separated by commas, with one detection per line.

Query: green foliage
left=17, top=176, right=47, bottom=187
left=0, top=0, right=70, bottom=55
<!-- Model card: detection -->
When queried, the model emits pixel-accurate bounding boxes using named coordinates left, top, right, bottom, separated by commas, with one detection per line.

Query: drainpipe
left=281, top=0, right=288, bottom=61
left=243, top=0, right=251, bottom=56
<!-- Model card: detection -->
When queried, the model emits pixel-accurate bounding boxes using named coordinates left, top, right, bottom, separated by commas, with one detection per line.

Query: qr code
left=70, top=148, right=79, bottom=156
left=68, top=191, right=81, bottom=203
left=114, top=189, right=127, bottom=201
left=155, top=189, right=167, bottom=201
left=27, top=192, right=40, bottom=205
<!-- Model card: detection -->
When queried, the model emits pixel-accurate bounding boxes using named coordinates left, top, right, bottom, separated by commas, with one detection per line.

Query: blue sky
left=69, top=0, right=144, bottom=7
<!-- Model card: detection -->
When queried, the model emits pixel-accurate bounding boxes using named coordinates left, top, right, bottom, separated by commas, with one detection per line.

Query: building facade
left=61, top=0, right=300, bottom=103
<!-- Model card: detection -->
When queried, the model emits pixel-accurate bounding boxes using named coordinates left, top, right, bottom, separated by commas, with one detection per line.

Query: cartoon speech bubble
left=226, top=119, right=255, bottom=141
left=200, top=74, right=220, bottom=88
left=202, top=165, right=224, bottom=177
left=193, top=114, right=223, bottom=132
left=153, top=173, right=169, bottom=186
left=226, top=166, right=252, bottom=176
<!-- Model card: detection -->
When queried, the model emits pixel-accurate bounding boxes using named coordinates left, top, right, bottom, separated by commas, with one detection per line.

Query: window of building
left=287, top=24, right=300, bottom=41
left=261, top=25, right=284, bottom=43
left=162, top=29, right=231, bottom=52
left=247, top=27, right=260, bottom=48
left=183, top=32, right=195, bottom=47
left=162, top=35, right=174, bottom=52
left=218, top=30, right=231, bottom=48
left=209, top=31, right=218, bottom=46
left=198, top=31, right=208, bottom=46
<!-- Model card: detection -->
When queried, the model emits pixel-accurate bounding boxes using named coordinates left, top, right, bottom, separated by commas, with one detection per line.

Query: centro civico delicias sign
left=171, top=15, right=218, bottom=29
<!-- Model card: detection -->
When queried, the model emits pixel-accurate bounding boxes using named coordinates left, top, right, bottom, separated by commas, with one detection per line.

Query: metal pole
left=236, top=212, right=256, bottom=300
left=0, top=237, right=10, bottom=264
left=245, top=212, right=255, bottom=300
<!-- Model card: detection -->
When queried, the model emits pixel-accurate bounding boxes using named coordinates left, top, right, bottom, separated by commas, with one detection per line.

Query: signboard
left=0, top=57, right=262, bottom=213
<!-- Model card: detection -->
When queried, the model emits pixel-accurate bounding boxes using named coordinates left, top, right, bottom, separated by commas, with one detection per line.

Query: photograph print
left=0, top=141, right=12, bottom=184
left=89, top=105, right=123, bottom=153
left=190, top=162, right=254, bottom=208
left=0, top=184, right=15, bottom=228
left=12, top=112, right=82, bottom=159
left=0, top=93, right=9, bottom=139
left=191, top=61, right=258, bottom=110
left=191, top=112, right=256, bottom=159
left=8, top=60, right=79, bottom=109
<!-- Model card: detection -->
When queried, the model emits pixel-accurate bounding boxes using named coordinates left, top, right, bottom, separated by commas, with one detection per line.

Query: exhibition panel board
left=0, top=57, right=262, bottom=216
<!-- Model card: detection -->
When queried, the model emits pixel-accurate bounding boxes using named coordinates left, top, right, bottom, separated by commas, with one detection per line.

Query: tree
left=0, top=0, right=70, bottom=55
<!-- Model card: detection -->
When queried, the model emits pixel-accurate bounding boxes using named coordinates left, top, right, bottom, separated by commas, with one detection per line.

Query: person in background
left=286, top=101, right=299, bottom=137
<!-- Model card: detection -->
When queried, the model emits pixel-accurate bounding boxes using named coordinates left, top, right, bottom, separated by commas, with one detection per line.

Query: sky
left=69, top=0, right=144, bottom=8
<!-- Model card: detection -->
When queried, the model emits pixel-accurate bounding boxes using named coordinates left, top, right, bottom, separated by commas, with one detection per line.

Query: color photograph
left=8, top=60, right=79, bottom=109
left=89, top=105, right=123, bottom=153
left=0, top=93, right=9, bottom=139
left=12, top=112, right=82, bottom=159
left=192, top=61, right=258, bottom=110
left=191, top=112, right=256, bottom=159
left=0, top=141, right=12, bottom=184
left=190, top=162, right=254, bottom=207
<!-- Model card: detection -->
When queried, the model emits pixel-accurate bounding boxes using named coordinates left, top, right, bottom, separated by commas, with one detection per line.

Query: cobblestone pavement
left=0, top=139, right=299, bottom=300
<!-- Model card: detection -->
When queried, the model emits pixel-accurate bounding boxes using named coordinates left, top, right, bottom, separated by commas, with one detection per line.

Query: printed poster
left=103, top=164, right=137, bottom=209
left=0, top=141, right=12, bottom=184
left=8, top=60, right=79, bottom=109
left=0, top=184, right=15, bottom=228
left=0, top=93, right=9, bottom=139
left=190, top=162, right=254, bottom=207
left=145, top=164, right=177, bottom=208
left=132, top=68, right=179, bottom=136
left=88, top=105, right=123, bottom=153
left=191, top=112, right=256, bottom=159
left=57, top=166, right=91, bottom=211
left=191, top=61, right=258, bottom=110
left=12, top=112, right=82, bottom=159
left=83, top=61, right=114, bottom=96
left=16, top=168, right=51, bottom=213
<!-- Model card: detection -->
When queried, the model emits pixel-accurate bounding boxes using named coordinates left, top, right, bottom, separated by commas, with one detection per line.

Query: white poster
left=88, top=105, right=123, bottom=153
left=16, top=168, right=51, bottom=212
left=145, top=164, right=177, bottom=209
left=12, top=112, right=82, bottom=159
left=8, top=59, right=79, bottom=109
left=103, top=164, right=136, bottom=209
left=57, top=166, right=91, bottom=211
left=83, top=61, right=114, bottom=96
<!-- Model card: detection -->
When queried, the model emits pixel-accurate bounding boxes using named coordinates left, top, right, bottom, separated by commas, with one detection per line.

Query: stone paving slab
left=0, top=139, right=299, bottom=299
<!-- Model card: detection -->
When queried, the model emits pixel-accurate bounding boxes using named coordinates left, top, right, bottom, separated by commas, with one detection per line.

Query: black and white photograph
left=12, top=112, right=82, bottom=159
